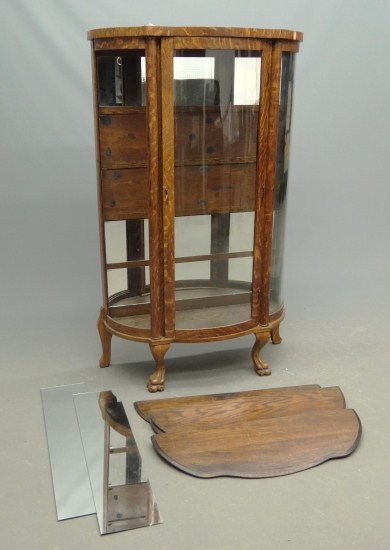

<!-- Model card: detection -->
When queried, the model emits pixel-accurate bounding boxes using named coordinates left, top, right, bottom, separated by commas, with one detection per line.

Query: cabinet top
left=87, top=26, right=303, bottom=42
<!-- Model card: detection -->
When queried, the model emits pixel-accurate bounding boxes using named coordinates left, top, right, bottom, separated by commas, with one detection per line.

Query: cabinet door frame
left=160, top=36, right=273, bottom=340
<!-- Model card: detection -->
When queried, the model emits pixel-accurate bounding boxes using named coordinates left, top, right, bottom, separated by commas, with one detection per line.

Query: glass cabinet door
left=165, top=40, right=268, bottom=332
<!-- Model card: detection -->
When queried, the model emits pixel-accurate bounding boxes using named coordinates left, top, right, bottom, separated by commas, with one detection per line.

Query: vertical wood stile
left=91, top=42, right=109, bottom=309
left=146, top=38, right=164, bottom=338
left=251, top=41, right=272, bottom=323
left=258, top=42, right=283, bottom=325
left=160, top=38, right=176, bottom=338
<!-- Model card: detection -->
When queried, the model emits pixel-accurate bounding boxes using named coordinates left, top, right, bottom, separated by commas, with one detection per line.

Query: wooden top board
left=149, top=386, right=346, bottom=433
left=134, top=384, right=324, bottom=422
left=88, top=26, right=303, bottom=42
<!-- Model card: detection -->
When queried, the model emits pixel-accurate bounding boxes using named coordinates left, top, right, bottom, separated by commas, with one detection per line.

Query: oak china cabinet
left=88, top=26, right=302, bottom=391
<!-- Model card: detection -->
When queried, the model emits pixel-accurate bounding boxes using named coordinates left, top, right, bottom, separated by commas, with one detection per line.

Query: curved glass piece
left=173, top=49, right=261, bottom=330
left=270, top=52, right=295, bottom=313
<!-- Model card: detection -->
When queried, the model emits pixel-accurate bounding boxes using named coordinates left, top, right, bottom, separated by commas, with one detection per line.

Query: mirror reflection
left=97, top=53, right=146, bottom=106
left=98, top=391, right=162, bottom=533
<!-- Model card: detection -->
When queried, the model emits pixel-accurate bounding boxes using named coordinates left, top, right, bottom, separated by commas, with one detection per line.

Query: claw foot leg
left=252, top=332, right=272, bottom=376
left=271, top=323, right=282, bottom=345
left=98, top=308, right=112, bottom=368
left=148, top=343, right=170, bottom=393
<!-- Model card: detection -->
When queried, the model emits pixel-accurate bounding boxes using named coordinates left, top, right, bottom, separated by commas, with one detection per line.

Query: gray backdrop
left=1, top=1, right=389, bottom=549
left=2, top=1, right=389, bottom=346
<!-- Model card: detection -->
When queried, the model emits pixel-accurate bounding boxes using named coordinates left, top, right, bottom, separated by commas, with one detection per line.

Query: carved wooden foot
left=97, top=308, right=112, bottom=368
left=148, top=343, right=170, bottom=393
left=271, top=323, right=282, bottom=345
left=252, top=332, right=272, bottom=376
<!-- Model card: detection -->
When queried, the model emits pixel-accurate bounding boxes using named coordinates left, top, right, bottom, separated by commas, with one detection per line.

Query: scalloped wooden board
left=152, top=408, right=362, bottom=478
left=149, top=386, right=345, bottom=433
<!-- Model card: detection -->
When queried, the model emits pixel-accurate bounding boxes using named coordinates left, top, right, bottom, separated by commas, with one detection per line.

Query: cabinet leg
left=271, top=323, right=282, bottom=345
left=97, top=308, right=112, bottom=368
left=252, top=332, right=272, bottom=376
left=148, top=343, right=170, bottom=393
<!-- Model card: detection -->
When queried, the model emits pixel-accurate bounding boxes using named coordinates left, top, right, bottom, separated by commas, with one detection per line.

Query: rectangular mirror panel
left=97, top=53, right=146, bottom=107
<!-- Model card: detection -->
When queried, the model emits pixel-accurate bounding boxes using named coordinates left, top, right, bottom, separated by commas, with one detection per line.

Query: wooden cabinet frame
left=88, top=27, right=302, bottom=391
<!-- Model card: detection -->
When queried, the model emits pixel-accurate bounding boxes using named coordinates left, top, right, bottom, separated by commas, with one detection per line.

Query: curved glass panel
left=173, top=49, right=261, bottom=329
left=270, top=52, right=295, bottom=313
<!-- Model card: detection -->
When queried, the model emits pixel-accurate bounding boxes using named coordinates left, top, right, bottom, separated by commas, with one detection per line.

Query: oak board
left=134, top=384, right=323, bottom=422
left=152, top=409, right=362, bottom=478
left=149, top=386, right=346, bottom=433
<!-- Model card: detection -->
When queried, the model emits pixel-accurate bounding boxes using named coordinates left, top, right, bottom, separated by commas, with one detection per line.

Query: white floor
left=1, top=290, right=389, bottom=550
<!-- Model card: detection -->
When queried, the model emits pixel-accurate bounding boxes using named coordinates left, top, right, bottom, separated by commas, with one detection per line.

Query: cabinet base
left=97, top=308, right=284, bottom=392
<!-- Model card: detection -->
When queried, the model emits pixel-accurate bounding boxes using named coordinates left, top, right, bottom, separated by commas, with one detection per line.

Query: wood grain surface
left=149, top=386, right=346, bottom=433
left=152, top=408, right=362, bottom=478
left=134, top=384, right=322, bottom=422
left=88, top=27, right=303, bottom=42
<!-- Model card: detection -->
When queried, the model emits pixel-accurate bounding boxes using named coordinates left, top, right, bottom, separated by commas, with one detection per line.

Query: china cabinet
left=88, top=26, right=302, bottom=391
